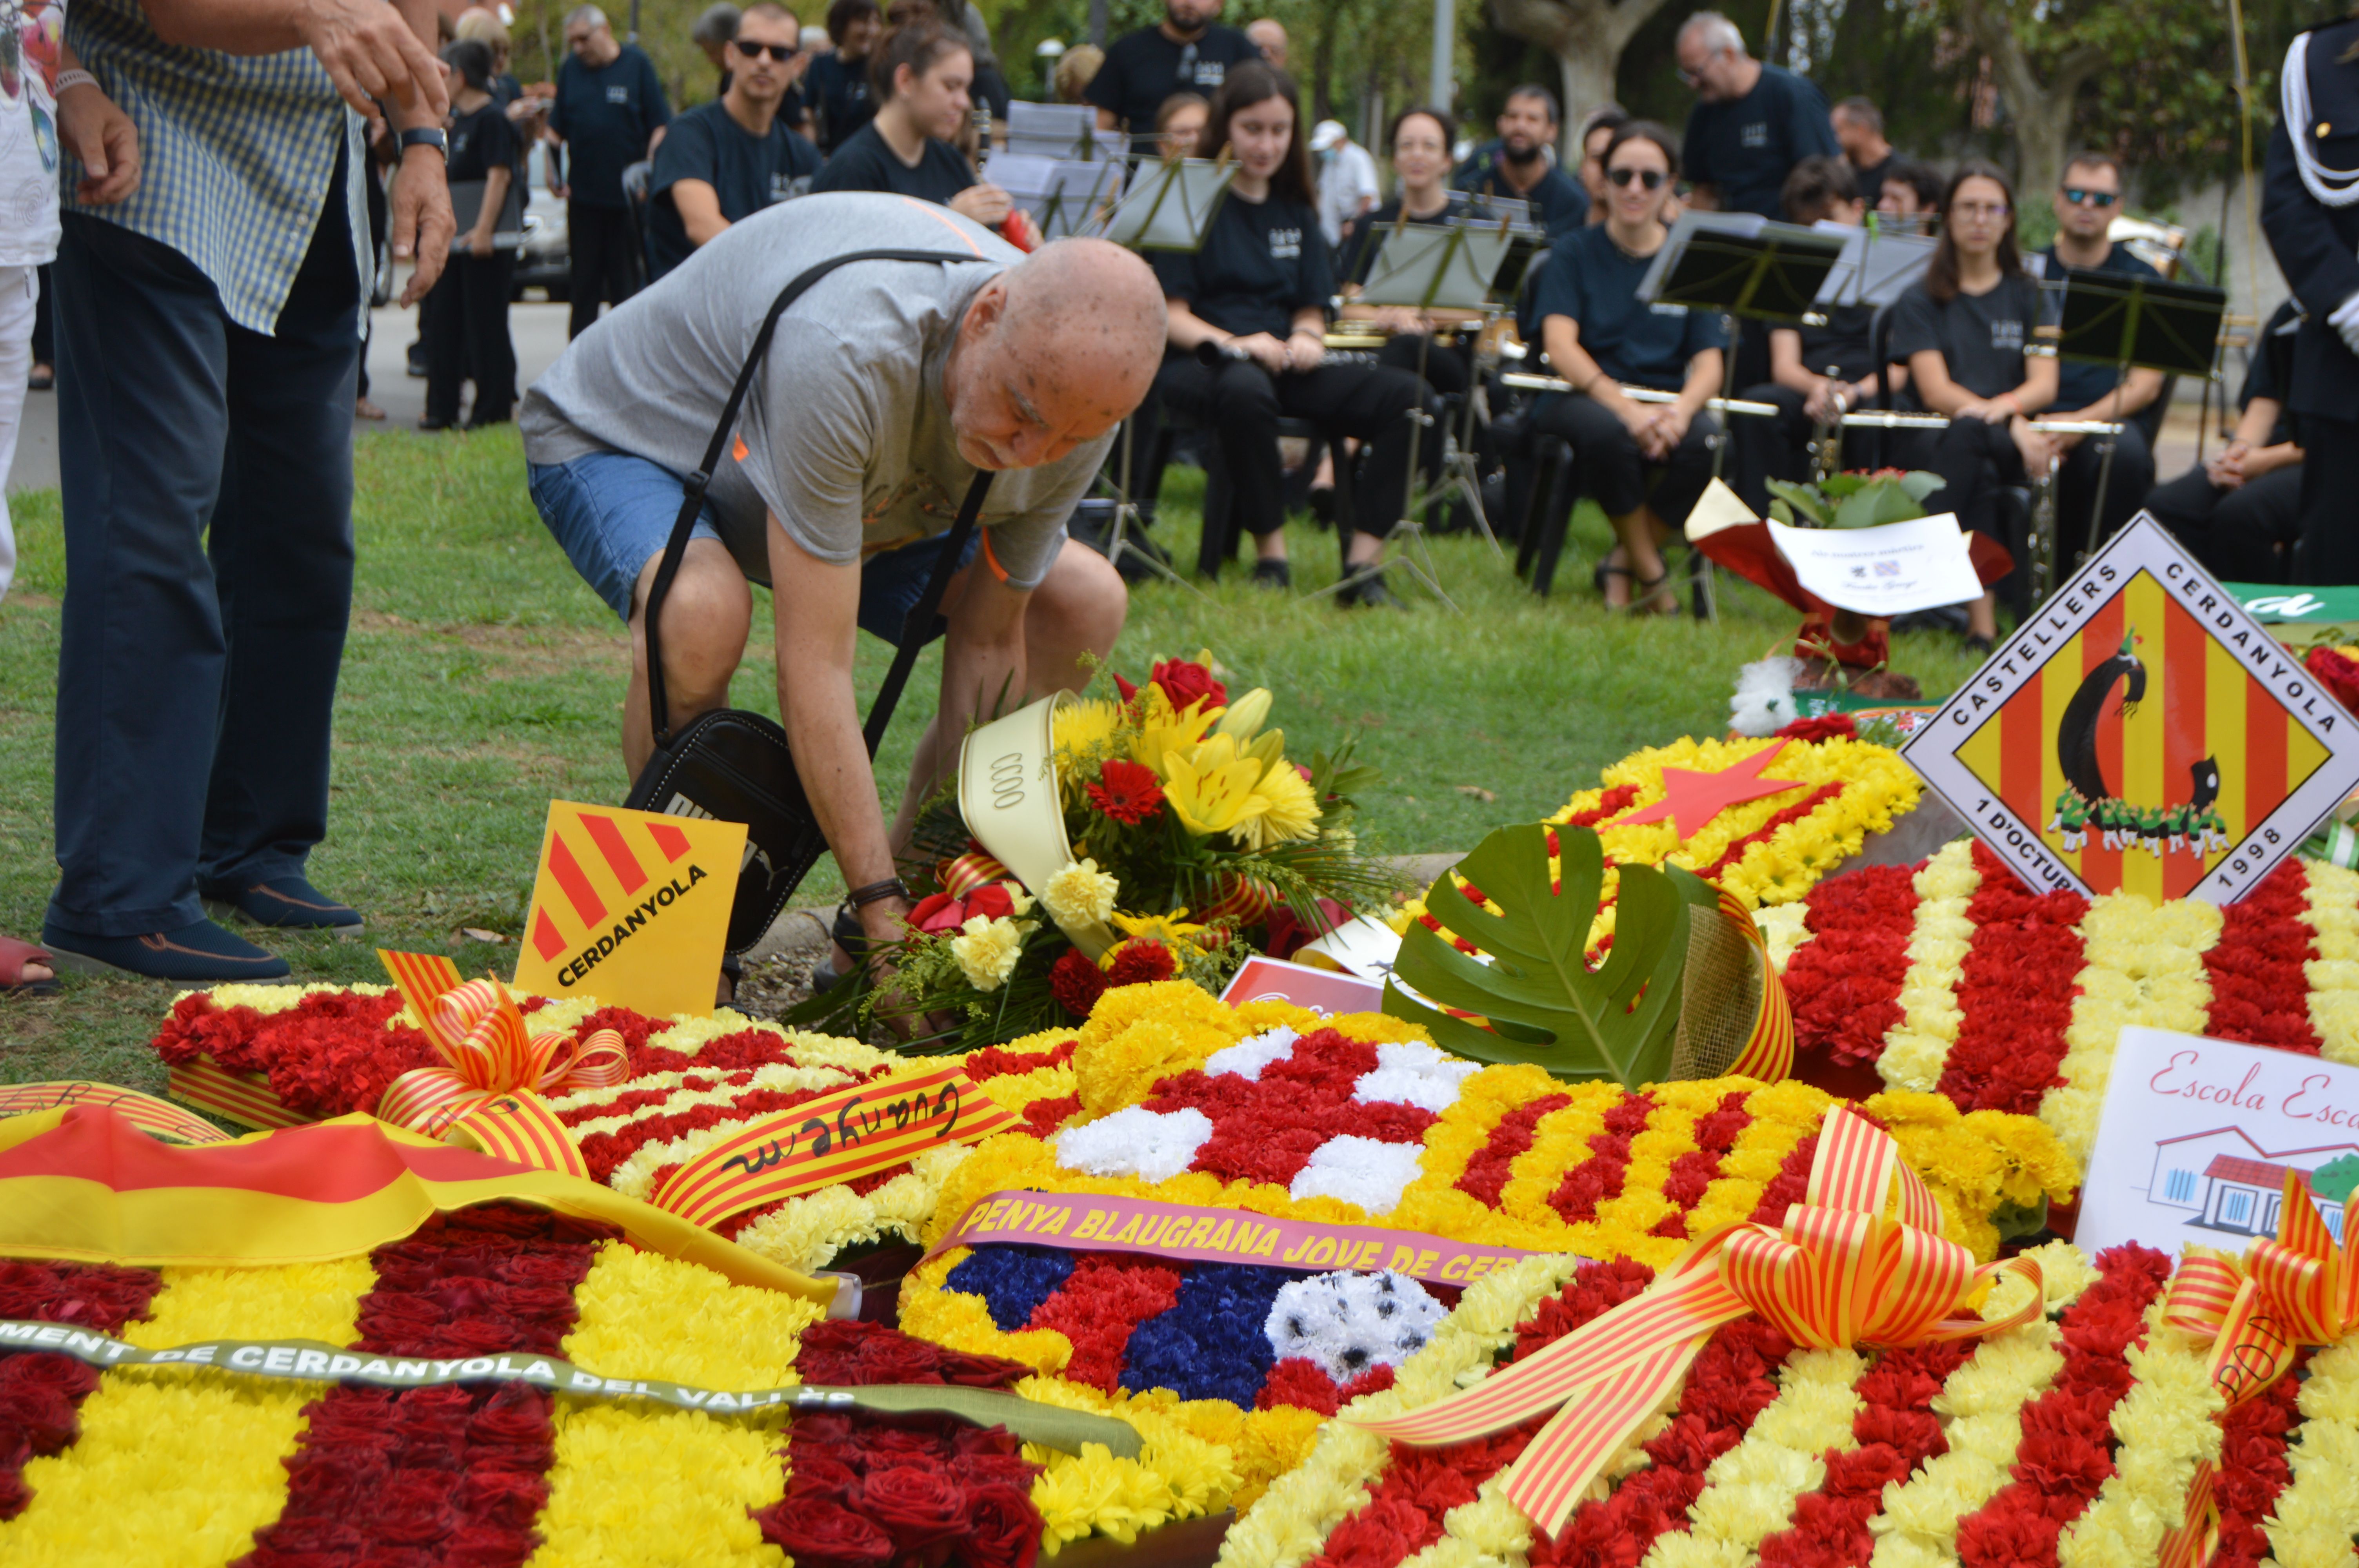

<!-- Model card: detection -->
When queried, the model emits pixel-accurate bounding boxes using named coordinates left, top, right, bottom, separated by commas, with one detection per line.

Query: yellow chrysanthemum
left=1053, top=697, right=1125, bottom=766
left=1231, top=760, right=1320, bottom=851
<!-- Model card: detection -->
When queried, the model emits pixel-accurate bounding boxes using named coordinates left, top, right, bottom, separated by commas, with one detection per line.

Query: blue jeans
left=527, top=449, right=979, bottom=643
left=49, top=181, right=360, bottom=938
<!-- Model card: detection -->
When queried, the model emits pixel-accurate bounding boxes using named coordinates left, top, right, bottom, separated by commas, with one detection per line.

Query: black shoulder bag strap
left=642, top=247, right=997, bottom=752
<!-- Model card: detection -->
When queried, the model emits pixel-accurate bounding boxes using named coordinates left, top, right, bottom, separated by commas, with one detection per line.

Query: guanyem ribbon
left=1348, top=1105, right=2040, bottom=1535
left=925, top=1189, right=1542, bottom=1288
left=373, top=949, right=626, bottom=1175
left=0, top=1318, right=1141, bottom=1458
left=2152, top=1168, right=2359, bottom=1568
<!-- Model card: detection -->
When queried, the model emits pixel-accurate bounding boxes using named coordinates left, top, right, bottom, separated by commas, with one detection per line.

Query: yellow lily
left=1131, top=686, right=1223, bottom=779
left=1212, top=687, right=1273, bottom=741
left=1161, top=733, right=1270, bottom=837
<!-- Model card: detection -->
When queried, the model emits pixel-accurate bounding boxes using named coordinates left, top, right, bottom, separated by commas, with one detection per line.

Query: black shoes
left=1251, top=558, right=1293, bottom=589
left=1338, top=570, right=1404, bottom=609
left=200, top=873, right=365, bottom=938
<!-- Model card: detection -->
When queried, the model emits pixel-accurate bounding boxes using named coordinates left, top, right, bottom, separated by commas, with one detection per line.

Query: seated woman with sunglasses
left=809, top=20, right=1038, bottom=243
left=1151, top=63, right=1427, bottom=605
left=1527, top=122, right=1726, bottom=613
left=1886, top=160, right=2058, bottom=647
left=1336, top=105, right=1474, bottom=398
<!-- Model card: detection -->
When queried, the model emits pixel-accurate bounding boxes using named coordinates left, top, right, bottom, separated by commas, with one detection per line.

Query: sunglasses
left=2061, top=186, right=2119, bottom=208
left=1607, top=167, right=1667, bottom=190
left=733, top=40, right=799, bottom=59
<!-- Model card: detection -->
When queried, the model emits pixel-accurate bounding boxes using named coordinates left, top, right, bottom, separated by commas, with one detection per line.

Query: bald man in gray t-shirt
left=522, top=194, right=1165, bottom=994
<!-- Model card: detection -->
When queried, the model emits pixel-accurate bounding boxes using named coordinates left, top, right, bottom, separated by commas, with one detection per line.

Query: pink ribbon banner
left=925, top=1189, right=1544, bottom=1287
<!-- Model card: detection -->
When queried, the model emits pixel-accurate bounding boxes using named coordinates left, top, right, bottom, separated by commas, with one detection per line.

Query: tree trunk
left=1957, top=0, right=2104, bottom=205
left=1489, top=0, right=1676, bottom=158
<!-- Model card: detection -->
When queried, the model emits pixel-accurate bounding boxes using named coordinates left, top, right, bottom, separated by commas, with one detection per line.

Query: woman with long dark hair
left=1888, top=160, right=2057, bottom=645
left=1527, top=121, right=1726, bottom=613
left=423, top=38, right=520, bottom=429
left=807, top=19, right=1030, bottom=240
left=1338, top=105, right=1472, bottom=398
left=1149, top=63, right=1425, bottom=603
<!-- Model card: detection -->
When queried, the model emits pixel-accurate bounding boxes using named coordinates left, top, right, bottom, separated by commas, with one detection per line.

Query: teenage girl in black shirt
left=811, top=0, right=881, bottom=153
left=1338, top=105, right=1472, bottom=398
left=1151, top=63, right=1425, bottom=604
left=424, top=40, right=521, bottom=430
left=808, top=20, right=1035, bottom=243
left=1887, top=161, right=2058, bottom=644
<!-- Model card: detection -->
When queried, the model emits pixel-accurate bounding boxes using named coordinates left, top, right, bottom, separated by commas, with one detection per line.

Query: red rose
left=965, top=883, right=1018, bottom=922
left=908, top=892, right=970, bottom=935
left=1149, top=659, right=1226, bottom=712
left=754, top=1495, right=896, bottom=1568
left=1050, top=948, right=1109, bottom=1018
left=856, top=1463, right=968, bottom=1553
left=787, top=1452, right=864, bottom=1502
left=1086, top=759, right=1165, bottom=825
left=456, top=1468, right=549, bottom=1529
left=963, top=1481, right=1045, bottom=1568
left=1106, top=939, right=1177, bottom=987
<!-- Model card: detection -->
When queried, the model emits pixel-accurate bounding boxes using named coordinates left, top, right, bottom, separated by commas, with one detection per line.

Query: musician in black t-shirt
left=1886, top=162, right=2059, bottom=644
left=425, top=40, right=523, bottom=430
left=1086, top=0, right=1265, bottom=159
left=809, top=21, right=1036, bottom=241
left=1149, top=64, right=1425, bottom=606
left=1338, top=106, right=1472, bottom=398
left=1530, top=122, right=1728, bottom=614
left=647, top=3, right=821, bottom=280
left=2144, top=300, right=2305, bottom=583
left=809, top=0, right=881, bottom=152
left=1733, top=157, right=1908, bottom=508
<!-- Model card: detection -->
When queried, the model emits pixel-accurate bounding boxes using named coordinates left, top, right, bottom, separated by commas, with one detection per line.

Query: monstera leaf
left=1383, top=824, right=1717, bottom=1086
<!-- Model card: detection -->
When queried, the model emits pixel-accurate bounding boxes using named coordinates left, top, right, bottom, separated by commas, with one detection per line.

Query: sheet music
left=1358, top=224, right=1513, bottom=311
left=983, top=152, right=1126, bottom=238
left=1813, top=221, right=1937, bottom=308
left=1634, top=210, right=1769, bottom=301
left=1003, top=100, right=1124, bottom=162
left=1092, top=158, right=1235, bottom=251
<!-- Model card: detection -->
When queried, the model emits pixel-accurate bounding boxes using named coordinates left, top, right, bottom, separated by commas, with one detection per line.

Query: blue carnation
left=946, top=1243, right=1077, bottom=1331
left=1118, top=1263, right=1292, bottom=1407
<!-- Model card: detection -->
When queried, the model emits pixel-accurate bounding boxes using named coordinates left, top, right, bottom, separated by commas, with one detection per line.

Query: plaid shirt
left=62, top=0, right=370, bottom=334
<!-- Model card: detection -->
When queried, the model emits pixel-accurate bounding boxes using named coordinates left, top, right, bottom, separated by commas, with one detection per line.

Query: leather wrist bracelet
left=847, top=877, right=909, bottom=909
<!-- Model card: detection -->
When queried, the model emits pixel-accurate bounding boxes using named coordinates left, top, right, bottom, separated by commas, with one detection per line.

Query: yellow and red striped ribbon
left=938, top=851, right=1012, bottom=897
left=0, top=1083, right=230, bottom=1145
left=1722, top=887, right=1794, bottom=1083
left=372, top=951, right=626, bottom=1171
left=2155, top=1169, right=2358, bottom=1568
left=1349, top=1105, right=2038, bottom=1535
left=445, top=1094, right=593, bottom=1180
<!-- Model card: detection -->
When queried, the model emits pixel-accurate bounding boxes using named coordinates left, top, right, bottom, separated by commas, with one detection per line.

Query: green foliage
left=2309, top=1154, right=2359, bottom=1207
left=1384, top=823, right=1717, bottom=1086
left=1763, top=470, right=1945, bottom=530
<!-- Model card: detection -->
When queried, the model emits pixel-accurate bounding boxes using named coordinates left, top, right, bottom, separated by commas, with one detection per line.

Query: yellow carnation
left=1044, top=858, right=1121, bottom=927
left=952, top=914, right=1027, bottom=991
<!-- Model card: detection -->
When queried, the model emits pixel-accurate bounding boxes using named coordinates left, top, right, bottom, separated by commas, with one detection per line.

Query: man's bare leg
left=620, top=539, right=756, bottom=780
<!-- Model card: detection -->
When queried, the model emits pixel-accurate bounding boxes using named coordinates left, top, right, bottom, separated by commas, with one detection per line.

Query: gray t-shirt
left=520, top=192, right=1105, bottom=590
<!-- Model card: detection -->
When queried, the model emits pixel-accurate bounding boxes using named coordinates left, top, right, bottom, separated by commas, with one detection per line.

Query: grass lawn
left=0, top=424, right=1985, bottom=1087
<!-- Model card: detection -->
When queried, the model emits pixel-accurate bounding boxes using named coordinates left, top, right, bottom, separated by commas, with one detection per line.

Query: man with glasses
left=549, top=4, right=671, bottom=338
left=645, top=2, right=818, bottom=282
left=1451, top=85, right=1588, bottom=239
left=1675, top=11, right=1837, bottom=217
left=2034, top=151, right=2161, bottom=559
left=1085, top=0, right=1263, bottom=159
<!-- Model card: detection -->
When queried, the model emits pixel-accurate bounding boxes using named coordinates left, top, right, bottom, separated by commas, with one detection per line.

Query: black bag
left=623, top=248, right=996, bottom=955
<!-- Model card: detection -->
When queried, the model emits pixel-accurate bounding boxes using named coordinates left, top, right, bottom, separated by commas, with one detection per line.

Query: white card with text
left=2074, top=1026, right=2359, bottom=1256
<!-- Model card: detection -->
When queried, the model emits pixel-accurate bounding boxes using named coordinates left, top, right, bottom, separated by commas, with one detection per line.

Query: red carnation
left=1149, top=658, right=1226, bottom=712
left=1105, top=940, right=1178, bottom=987
left=1050, top=949, right=1108, bottom=1018
left=1086, top=759, right=1164, bottom=825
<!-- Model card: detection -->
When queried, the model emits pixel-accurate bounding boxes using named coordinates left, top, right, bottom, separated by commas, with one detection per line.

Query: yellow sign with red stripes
left=511, top=800, right=745, bottom=1018
left=1904, top=516, right=2359, bottom=902
left=649, top=1065, right=1017, bottom=1230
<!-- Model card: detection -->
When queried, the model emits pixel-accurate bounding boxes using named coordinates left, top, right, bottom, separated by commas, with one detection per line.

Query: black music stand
left=1639, top=215, right=1848, bottom=618
left=2052, top=268, right=2228, bottom=552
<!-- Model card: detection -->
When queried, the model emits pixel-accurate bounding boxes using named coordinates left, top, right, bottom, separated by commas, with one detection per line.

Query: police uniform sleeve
left=2264, top=115, right=2359, bottom=321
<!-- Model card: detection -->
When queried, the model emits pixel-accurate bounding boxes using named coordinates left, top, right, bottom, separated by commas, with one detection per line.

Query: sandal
left=1613, top=571, right=1683, bottom=617
left=1593, top=560, right=1634, bottom=604
left=0, top=935, right=60, bottom=998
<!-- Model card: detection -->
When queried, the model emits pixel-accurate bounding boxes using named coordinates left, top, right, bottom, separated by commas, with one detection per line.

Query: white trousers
left=0, top=264, right=30, bottom=602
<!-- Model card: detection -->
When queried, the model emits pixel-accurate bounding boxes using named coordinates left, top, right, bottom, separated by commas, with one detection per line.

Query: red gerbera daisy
left=1086, top=759, right=1165, bottom=824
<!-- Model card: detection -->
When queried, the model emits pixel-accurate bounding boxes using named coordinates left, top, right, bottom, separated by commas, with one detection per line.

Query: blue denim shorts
left=527, top=449, right=980, bottom=643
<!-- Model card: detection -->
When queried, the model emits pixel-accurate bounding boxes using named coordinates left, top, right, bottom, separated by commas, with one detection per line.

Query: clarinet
left=2031, top=451, right=2063, bottom=604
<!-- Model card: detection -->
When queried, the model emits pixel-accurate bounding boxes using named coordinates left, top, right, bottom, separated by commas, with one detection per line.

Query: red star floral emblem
left=1608, top=741, right=1807, bottom=841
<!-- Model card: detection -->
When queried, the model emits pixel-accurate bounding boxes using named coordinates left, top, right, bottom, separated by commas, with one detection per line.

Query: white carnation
left=1054, top=1105, right=1214, bottom=1182
left=1730, top=656, right=1805, bottom=738
left=1203, top=1025, right=1301, bottom=1081
left=1287, top=1134, right=1426, bottom=1214
left=1265, top=1270, right=1448, bottom=1381
left=1351, top=1040, right=1481, bottom=1113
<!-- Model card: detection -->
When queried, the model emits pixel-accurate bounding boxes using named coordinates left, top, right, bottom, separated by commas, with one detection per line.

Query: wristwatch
left=397, top=126, right=449, bottom=160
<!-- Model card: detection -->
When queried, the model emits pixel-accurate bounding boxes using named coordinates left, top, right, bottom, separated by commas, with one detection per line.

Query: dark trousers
left=49, top=195, right=360, bottom=938
left=2144, top=462, right=2304, bottom=583
left=1732, top=382, right=1814, bottom=512
left=1151, top=354, right=1424, bottom=539
left=2054, top=419, right=2154, bottom=565
left=1376, top=332, right=1471, bottom=397
left=2292, top=415, right=2359, bottom=586
left=425, top=250, right=519, bottom=425
left=1891, top=416, right=2027, bottom=539
left=1530, top=391, right=1720, bottom=528
left=567, top=201, right=639, bottom=338
left=30, top=262, right=51, bottom=366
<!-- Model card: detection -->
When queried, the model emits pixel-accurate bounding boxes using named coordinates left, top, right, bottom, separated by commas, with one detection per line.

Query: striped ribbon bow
left=373, top=951, right=627, bottom=1176
left=1720, top=886, right=1794, bottom=1083
left=1349, top=1105, right=2041, bottom=1536
left=2154, top=1169, right=2356, bottom=1568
